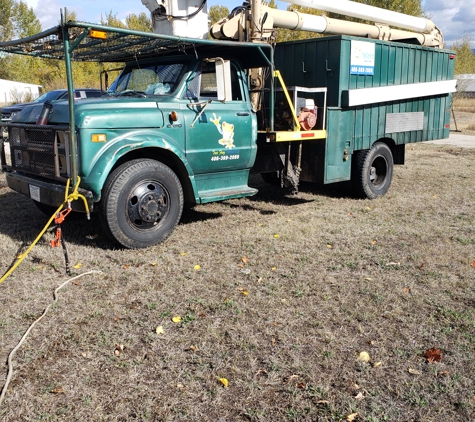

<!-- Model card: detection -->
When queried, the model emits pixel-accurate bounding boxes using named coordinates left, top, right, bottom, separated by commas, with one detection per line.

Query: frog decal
left=210, top=113, right=236, bottom=149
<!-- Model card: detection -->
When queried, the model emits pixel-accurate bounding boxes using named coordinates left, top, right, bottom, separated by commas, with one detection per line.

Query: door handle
left=236, top=112, right=250, bottom=116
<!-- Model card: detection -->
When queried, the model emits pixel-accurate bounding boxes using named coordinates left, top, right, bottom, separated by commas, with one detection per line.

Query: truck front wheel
left=100, top=159, right=183, bottom=249
left=352, top=142, right=393, bottom=199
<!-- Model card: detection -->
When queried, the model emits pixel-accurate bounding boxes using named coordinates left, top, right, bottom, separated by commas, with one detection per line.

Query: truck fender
left=82, top=129, right=199, bottom=203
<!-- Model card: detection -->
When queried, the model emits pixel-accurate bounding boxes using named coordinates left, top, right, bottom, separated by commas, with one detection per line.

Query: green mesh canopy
left=0, top=21, right=272, bottom=66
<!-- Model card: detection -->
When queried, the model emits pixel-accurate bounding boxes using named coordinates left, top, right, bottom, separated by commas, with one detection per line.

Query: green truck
left=0, top=15, right=456, bottom=248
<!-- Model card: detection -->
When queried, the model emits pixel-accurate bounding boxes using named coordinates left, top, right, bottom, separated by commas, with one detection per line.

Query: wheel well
left=111, top=148, right=196, bottom=206
left=371, top=138, right=405, bottom=165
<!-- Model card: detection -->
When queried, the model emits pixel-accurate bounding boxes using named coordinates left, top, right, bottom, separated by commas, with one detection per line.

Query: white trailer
left=0, top=79, right=42, bottom=106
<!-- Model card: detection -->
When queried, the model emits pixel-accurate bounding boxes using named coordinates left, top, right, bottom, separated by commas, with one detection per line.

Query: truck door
left=182, top=61, right=255, bottom=174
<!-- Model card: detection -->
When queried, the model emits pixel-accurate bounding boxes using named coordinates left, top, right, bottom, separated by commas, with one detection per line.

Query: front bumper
left=5, top=172, right=94, bottom=213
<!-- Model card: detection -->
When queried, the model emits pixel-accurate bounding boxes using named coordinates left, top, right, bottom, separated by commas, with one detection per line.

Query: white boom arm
left=284, top=0, right=435, bottom=34
left=210, top=0, right=444, bottom=48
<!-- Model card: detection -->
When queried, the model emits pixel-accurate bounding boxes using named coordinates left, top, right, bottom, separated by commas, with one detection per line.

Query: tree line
left=0, top=2, right=152, bottom=97
left=0, top=0, right=474, bottom=102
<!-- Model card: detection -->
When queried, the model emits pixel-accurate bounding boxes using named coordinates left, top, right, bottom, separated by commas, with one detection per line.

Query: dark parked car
left=1, top=88, right=105, bottom=122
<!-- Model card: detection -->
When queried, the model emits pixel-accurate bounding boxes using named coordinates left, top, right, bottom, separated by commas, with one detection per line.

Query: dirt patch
left=1, top=143, right=475, bottom=421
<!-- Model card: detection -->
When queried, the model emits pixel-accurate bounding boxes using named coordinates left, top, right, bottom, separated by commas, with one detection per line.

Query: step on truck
left=0, top=0, right=456, bottom=248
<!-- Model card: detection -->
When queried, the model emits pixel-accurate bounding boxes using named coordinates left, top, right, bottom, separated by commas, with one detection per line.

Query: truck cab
left=1, top=24, right=270, bottom=248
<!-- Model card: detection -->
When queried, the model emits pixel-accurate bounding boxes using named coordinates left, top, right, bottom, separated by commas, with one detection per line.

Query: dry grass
left=451, top=98, right=475, bottom=133
left=1, top=143, right=475, bottom=421
left=452, top=97, right=475, bottom=110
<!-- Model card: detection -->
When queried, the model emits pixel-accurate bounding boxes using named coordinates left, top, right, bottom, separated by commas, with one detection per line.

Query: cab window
left=186, top=61, right=243, bottom=101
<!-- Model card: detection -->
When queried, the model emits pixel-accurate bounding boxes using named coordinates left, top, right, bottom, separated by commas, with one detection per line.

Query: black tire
left=100, top=159, right=183, bottom=249
left=352, top=142, right=393, bottom=199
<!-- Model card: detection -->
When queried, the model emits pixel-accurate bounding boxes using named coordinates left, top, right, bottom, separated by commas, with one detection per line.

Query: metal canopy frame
left=0, top=20, right=273, bottom=66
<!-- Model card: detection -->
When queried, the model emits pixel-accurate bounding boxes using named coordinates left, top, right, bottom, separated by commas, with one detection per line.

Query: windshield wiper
left=115, top=89, right=147, bottom=98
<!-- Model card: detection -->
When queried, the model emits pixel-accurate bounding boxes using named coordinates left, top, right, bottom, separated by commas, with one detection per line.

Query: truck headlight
left=2, top=140, right=12, bottom=166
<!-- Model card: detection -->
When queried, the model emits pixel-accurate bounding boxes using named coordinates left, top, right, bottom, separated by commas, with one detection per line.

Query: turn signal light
left=90, top=30, right=107, bottom=40
left=91, top=133, right=107, bottom=143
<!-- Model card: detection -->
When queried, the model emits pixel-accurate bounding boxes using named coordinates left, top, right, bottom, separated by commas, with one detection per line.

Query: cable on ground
left=0, top=270, right=103, bottom=407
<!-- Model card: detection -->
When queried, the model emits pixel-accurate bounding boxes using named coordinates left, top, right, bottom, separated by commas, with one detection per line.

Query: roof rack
left=0, top=21, right=273, bottom=66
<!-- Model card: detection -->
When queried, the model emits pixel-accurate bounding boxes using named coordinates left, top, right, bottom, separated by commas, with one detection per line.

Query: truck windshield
left=107, top=63, right=188, bottom=96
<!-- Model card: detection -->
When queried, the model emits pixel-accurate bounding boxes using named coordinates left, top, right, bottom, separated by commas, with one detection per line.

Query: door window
left=185, top=61, right=243, bottom=101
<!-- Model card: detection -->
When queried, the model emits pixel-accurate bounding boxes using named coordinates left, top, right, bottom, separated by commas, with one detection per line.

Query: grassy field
left=0, top=142, right=475, bottom=421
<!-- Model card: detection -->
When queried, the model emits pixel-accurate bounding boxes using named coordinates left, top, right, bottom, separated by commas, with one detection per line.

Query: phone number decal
left=211, top=154, right=239, bottom=161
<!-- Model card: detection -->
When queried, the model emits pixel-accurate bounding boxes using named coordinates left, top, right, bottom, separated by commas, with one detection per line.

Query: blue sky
left=24, top=0, right=474, bottom=48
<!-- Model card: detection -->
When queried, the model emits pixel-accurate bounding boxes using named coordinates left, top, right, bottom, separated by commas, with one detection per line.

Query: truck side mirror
left=215, top=59, right=232, bottom=102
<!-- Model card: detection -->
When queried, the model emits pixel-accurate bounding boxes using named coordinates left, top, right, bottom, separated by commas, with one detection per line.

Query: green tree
left=12, top=0, right=41, bottom=37
left=101, top=11, right=126, bottom=28
left=125, top=12, right=152, bottom=32
left=0, top=0, right=42, bottom=84
left=0, top=0, right=15, bottom=41
left=451, top=34, right=475, bottom=75
left=208, top=5, right=229, bottom=26
left=101, top=10, right=152, bottom=31
left=449, top=34, right=475, bottom=107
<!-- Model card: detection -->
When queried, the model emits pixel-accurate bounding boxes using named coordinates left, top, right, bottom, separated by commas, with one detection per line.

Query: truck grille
left=3, top=123, right=71, bottom=180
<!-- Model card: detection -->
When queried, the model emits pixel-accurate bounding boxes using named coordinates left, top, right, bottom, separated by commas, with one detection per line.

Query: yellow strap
left=0, top=176, right=90, bottom=284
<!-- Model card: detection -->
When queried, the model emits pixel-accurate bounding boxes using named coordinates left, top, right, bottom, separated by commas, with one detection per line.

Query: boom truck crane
left=0, top=0, right=456, bottom=248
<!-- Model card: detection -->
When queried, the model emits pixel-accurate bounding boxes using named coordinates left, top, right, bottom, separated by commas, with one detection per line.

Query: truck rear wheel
left=100, top=159, right=183, bottom=249
left=352, top=142, right=393, bottom=199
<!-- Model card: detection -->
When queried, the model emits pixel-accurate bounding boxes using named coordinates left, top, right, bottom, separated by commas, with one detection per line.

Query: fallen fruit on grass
left=194, top=265, right=201, bottom=271
left=172, top=316, right=182, bottom=323
left=358, top=351, right=370, bottom=362
left=219, top=378, right=229, bottom=388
